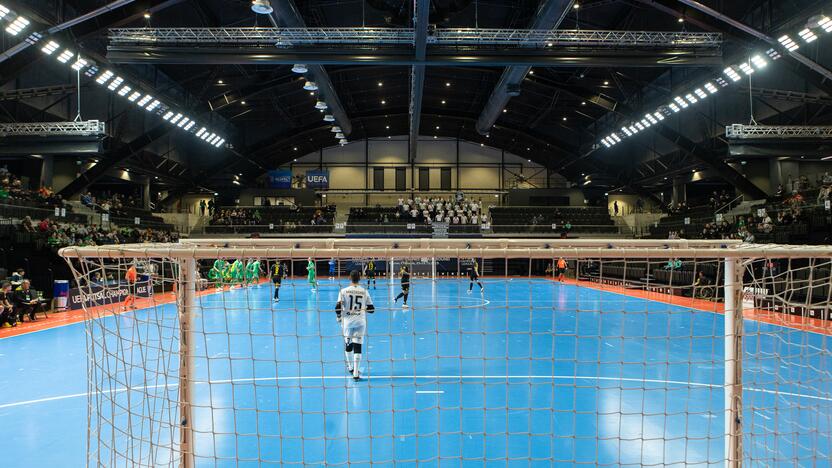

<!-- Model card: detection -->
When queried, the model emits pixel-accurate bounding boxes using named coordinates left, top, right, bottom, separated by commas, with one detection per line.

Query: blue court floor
left=0, top=278, right=830, bottom=467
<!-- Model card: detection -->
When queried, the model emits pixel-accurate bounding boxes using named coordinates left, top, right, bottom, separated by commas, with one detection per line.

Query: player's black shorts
left=272, top=277, right=282, bottom=285
left=469, top=272, right=479, bottom=281
left=366, top=270, right=375, bottom=278
left=401, top=283, right=410, bottom=292
left=556, top=268, right=565, bottom=275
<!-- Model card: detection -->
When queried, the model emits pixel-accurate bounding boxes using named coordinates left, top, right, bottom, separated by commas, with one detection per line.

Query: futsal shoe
left=402, top=303, right=409, bottom=308
left=467, top=289, right=471, bottom=294
left=353, top=371, right=361, bottom=381
left=347, top=366, right=354, bottom=375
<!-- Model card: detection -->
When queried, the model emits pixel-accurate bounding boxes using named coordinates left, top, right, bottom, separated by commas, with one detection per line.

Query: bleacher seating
left=489, top=206, right=617, bottom=234
left=207, top=206, right=335, bottom=234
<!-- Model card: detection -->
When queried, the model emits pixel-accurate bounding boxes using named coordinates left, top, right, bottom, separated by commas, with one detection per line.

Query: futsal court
left=0, top=275, right=828, bottom=467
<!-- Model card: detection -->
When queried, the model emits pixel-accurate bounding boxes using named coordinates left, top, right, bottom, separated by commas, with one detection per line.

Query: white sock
left=345, top=351, right=354, bottom=369
left=353, top=353, right=362, bottom=376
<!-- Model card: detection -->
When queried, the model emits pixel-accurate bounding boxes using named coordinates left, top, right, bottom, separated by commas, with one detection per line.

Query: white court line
left=415, top=390, right=445, bottom=394
left=2, top=374, right=830, bottom=410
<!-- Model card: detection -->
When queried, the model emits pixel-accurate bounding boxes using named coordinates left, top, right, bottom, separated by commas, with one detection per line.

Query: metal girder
left=207, top=75, right=299, bottom=111
left=0, top=120, right=105, bottom=136
left=57, top=123, right=171, bottom=198
left=677, top=0, right=832, bottom=85
left=269, top=0, right=352, bottom=137
left=108, top=27, right=723, bottom=48
left=409, top=0, right=430, bottom=162
left=725, top=124, right=832, bottom=139
left=740, top=87, right=832, bottom=106
left=106, top=47, right=722, bottom=67
left=475, top=0, right=575, bottom=136
left=0, top=84, right=79, bottom=101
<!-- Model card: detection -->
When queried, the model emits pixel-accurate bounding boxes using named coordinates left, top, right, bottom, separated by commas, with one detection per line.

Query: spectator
left=10, top=268, right=25, bottom=287
left=0, top=281, right=15, bottom=327
left=199, top=199, right=206, bottom=216
left=13, top=279, right=39, bottom=322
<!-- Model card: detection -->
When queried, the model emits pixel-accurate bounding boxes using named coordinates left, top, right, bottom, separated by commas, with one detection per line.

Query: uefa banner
left=68, top=281, right=153, bottom=310
left=267, top=170, right=292, bottom=188
left=306, top=170, right=329, bottom=189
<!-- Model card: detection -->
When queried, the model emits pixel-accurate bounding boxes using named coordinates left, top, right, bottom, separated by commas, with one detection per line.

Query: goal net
left=60, top=239, right=832, bottom=467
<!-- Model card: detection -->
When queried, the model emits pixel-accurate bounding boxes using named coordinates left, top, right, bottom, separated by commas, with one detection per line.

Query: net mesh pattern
left=61, top=246, right=832, bottom=467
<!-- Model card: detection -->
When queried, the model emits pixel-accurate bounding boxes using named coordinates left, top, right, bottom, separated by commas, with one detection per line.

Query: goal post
left=59, top=239, right=832, bottom=467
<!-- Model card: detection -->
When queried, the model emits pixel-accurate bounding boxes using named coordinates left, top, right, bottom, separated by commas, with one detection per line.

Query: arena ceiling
left=3, top=0, right=832, bottom=198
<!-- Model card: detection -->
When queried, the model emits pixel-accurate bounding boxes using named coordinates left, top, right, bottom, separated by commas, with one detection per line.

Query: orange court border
left=0, top=275, right=829, bottom=339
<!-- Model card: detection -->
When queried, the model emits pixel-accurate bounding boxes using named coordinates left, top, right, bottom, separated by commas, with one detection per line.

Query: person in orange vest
left=556, top=257, right=567, bottom=282
left=123, top=263, right=138, bottom=309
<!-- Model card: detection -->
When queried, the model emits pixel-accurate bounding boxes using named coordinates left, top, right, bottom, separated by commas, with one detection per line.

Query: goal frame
left=59, top=238, right=832, bottom=468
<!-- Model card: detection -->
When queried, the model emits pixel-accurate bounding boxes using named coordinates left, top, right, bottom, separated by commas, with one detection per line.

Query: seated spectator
left=0, top=282, right=15, bottom=327
left=21, top=216, right=35, bottom=233
left=13, top=279, right=39, bottom=322
left=10, top=268, right=25, bottom=287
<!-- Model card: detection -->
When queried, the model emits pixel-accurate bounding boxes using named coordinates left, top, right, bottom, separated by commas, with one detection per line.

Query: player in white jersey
left=335, top=270, right=375, bottom=381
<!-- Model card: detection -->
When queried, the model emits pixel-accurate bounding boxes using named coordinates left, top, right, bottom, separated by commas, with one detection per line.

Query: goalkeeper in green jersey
left=307, top=257, right=317, bottom=292
left=208, top=259, right=229, bottom=290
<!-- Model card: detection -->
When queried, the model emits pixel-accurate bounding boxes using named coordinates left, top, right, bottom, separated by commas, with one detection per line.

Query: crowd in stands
left=81, top=191, right=139, bottom=214
left=19, top=217, right=178, bottom=249
left=210, top=205, right=332, bottom=227
left=395, top=196, right=486, bottom=225
left=0, top=167, right=66, bottom=208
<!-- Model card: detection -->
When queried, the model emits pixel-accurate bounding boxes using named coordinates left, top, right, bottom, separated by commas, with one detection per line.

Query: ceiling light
left=581, top=101, right=587, bottom=105
left=765, top=48, right=782, bottom=60
left=6, top=16, right=30, bottom=35
left=603, top=81, right=609, bottom=86
left=184, top=121, right=195, bottom=130
left=441, top=100, right=446, bottom=104
left=818, top=16, right=832, bottom=33
left=436, top=125, right=440, bottom=130
left=799, top=28, right=818, bottom=43
left=240, top=100, right=246, bottom=105
left=196, top=128, right=207, bottom=137
left=251, top=0, right=273, bottom=14
left=645, top=113, right=658, bottom=125
left=170, top=113, right=183, bottom=124
left=323, top=114, right=335, bottom=122
left=750, top=55, right=767, bottom=69
left=385, top=125, right=390, bottom=129
left=653, top=111, right=665, bottom=121
left=163, top=112, right=174, bottom=121
left=303, top=81, right=318, bottom=91
left=331, top=126, right=341, bottom=133
left=634, top=122, right=645, bottom=131
left=143, top=12, right=151, bottom=19
left=601, top=140, right=611, bottom=148
left=377, top=82, right=383, bottom=87
left=215, top=138, right=226, bottom=148
left=107, top=77, right=124, bottom=91
left=336, top=132, right=345, bottom=139
left=640, top=119, right=651, bottom=128
left=146, top=100, right=161, bottom=112
left=673, top=96, right=689, bottom=108
left=315, top=100, right=328, bottom=110
left=694, top=88, right=708, bottom=99
left=704, top=82, right=718, bottom=94
left=177, top=117, right=190, bottom=128
left=445, top=82, right=451, bottom=87
left=562, top=117, right=567, bottom=121
left=339, top=138, right=348, bottom=144
left=95, top=71, right=114, bottom=85
left=137, top=95, right=153, bottom=107
left=629, top=125, right=638, bottom=134
left=723, top=67, right=742, bottom=82
left=381, top=100, right=386, bottom=104
left=611, top=134, right=621, bottom=143
left=502, top=109, right=507, bottom=113
left=778, top=35, right=799, bottom=51
left=715, top=77, right=729, bottom=87
left=685, top=93, right=698, bottom=104
left=291, top=64, right=308, bottom=74
left=668, top=103, right=681, bottom=113
left=0, top=5, right=9, bottom=19
left=200, top=132, right=210, bottom=140
left=738, top=62, right=755, bottom=75
left=621, top=126, right=632, bottom=136
left=41, top=41, right=59, bottom=55
left=217, top=79, right=224, bottom=84
left=57, top=50, right=74, bottom=63
left=127, top=90, right=141, bottom=101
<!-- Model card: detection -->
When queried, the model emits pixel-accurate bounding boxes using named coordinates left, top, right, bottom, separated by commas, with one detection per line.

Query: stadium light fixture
left=126, top=90, right=141, bottom=101
left=818, top=16, right=832, bottom=32
left=330, top=126, right=341, bottom=133
left=778, top=35, right=799, bottom=51
left=170, top=113, right=183, bottom=124
left=323, top=114, right=335, bottom=122
left=0, top=5, right=9, bottom=19
left=291, top=64, right=308, bottom=74
left=611, top=134, right=622, bottom=143
left=137, top=95, right=153, bottom=107
left=5, top=16, right=29, bottom=35
left=315, top=100, right=328, bottom=110
left=71, top=58, right=88, bottom=71
left=621, top=127, right=632, bottom=137
left=629, top=125, right=638, bottom=134
left=214, top=138, right=225, bottom=148
left=146, top=100, right=161, bottom=112
left=634, top=122, right=645, bottom=131
left=668, top=103, right=680, bottom=113
left=673, top=96, right=689, bottom=108
left=723, top=67, right=742, bottom=82
left=694, top=88, right=708, bottom=99
left=715, top=77, right=729, bottom=87
left=303, top=81, right=318, bottom=91
left=41, top=41, right=59, bottom=55
left=196, top=128, right=207, bottom=137
left=57, top=49, right=74, bottom=64
left=200, top=132, right=210, bottom=140
left=107, top=77, right=124, bottom=91
left=177, top=117, right=190, bottom=128
left=653, top=112, right=665, bottom=121
left=750, top=55, right=767, bottom=69
left=798, top=28, right=818, bottom=43
left=335, top=132, right=345, bottom=139
left=339, top=138, right=348, bottom=144
left=163, top=112, right=174, bottom=121
left=640, top=119, right=651, bottom=128
left=645, top=114, right=658, bottom=125
left=738, top=62, right=755, bottom=75
left=704, top=82, right=718, bottom=94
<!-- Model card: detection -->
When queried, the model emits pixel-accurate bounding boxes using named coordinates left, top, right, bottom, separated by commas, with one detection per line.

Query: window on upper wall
left=440, top=167, right=452, bottom=191
left=373, top=167, right=384, bottom=191
left=419, top=167, right=430, bottom=191
left=395, top=167, right=406, bottom=191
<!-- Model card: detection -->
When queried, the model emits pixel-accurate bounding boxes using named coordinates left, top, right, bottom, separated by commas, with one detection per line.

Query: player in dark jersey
left=467, top=259, right=484, bottom=294
left=364, top=259, right=377, bottom=289
left=393, top=265, right=410, bottom=308
left=271, top=261, right=286, bottom=302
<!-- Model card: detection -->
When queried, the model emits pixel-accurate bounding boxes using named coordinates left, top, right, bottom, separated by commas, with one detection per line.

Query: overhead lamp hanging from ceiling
left=251, top=0, right=274, bottom=15
left=330, top=126, right=341, bottom=133
left=292, top=64, right=308, bottom=74
left=303, top=81, right=318, bottom=91
left=335, top=132, right=345, bottom=139
left=323, top=114, right=335, bottom=122
left=339, top=139, right=348, bottom=145
left=315, top=100, right=328, bottom=110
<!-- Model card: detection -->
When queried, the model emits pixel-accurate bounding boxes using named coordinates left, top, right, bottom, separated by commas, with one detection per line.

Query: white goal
left=60, top=239, right=832, bottom=467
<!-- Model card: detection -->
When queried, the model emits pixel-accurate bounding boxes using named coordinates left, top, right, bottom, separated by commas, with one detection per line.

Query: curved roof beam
left=475, top=0, right=575, bottom=135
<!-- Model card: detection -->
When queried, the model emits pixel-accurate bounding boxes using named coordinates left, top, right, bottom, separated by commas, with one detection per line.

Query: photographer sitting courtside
left=13, top=279, right=39, bottom=322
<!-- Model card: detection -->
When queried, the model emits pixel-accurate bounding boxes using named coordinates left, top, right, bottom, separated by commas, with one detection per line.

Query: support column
left=39, top=155, right=54, bottom=189
left=671, top=176, right=687, bottom=206
left=723, top=257, right=744, bottom=468
left=768, top=158, right=782, bottom=194
left=143, top=176, right=151, bottom=210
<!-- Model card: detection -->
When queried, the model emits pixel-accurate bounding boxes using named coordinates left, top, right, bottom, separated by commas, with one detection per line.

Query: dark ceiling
left=4, top=0, right=832, bottom=197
